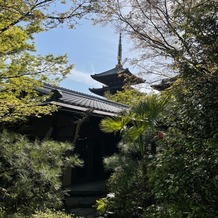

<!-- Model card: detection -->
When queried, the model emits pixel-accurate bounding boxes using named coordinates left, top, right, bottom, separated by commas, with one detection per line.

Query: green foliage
left=100, top=94, right=167, bottom=217
left=0, top=208, right=73, bottom=218
left=105, top=89, right=147, bottom=107
left=0, top=0, right=92, bottom=32
left=100, top=152, right=147, bottom=218
left=100, top=113, right=131, bottom=134
left=0, top=0, right=94, bottom=123
left=93, top=0, right=217, bottom=77
left=145, top=131, right=218, bottom=217
left=101, top=81, right=218, bottom=218
left=96, top=0, right=218, bottom=217
left=96, top=197, right=109, bottom=216
left=0, top=130, right=83, bottom=215
left=101, top=94, right=168, bottom=156
left=145, top=70, right=218, bottom=217
left=33, top=209, right=72, bottom=218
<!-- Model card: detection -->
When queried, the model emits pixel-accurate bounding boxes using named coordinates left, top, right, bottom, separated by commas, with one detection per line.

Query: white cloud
left=67, top=68, right=101, bottom=88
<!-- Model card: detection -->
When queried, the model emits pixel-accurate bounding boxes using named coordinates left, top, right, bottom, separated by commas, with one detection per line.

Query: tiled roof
left=151, top=76, right=178, bottom=91
left=91, top=67, right=131, bottom=84
left=89, top=85, right=123, bottom=96
left=92, top=67, right=129, bottom=77
left=40, top=84, right=129, bottom=116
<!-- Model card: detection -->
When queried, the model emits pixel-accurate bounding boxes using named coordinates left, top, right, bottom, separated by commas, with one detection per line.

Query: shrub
left=0, top=208, right=74, bottom=218
left=33, top=209, right=72, bottom=218
left=145, top=131, right=218, bottom=218
left=0, top=130, right=82, bottom=215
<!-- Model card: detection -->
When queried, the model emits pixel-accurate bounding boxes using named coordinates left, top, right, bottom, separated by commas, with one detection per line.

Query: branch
left=72, top=109, right=94, bottom=145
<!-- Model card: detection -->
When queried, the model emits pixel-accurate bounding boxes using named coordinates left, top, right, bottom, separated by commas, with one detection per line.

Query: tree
left=101, top=94, right=168, bottom=156
left=99, top=94, right=168, bottom=217
left=145, top=126, right=218, bottom=218
left=0, top=1, right=93, bottom=216
left=104, top=88, right=147, bottom=106
left=0, top=0, right=93, bottom=123
left=0, top=130, right=83, bottom=215
left=93, top=0, right=217, bottom=82
left=94, top=1, right=218, bottom=217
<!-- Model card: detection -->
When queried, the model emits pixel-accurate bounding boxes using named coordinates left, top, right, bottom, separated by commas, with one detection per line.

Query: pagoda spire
left=89, top=32, right=144, bottom=97
left=116, top=33, right=122, bottom=68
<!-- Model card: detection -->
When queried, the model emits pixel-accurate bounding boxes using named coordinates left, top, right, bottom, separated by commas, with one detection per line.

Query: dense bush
left=102, top=154, right=147, bottom=217
left=145, top=130, right=218, bottom=217
left=100, top=86, right=218, bottom=217
left=0, top=130, right=82, bottom=216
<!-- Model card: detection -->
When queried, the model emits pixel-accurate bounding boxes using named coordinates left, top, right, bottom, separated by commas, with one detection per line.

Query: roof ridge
left=91, top=67, right=127, bottom=77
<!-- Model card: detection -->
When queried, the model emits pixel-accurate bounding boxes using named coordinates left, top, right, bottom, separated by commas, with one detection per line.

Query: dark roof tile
left=40, top=84, right=128, bottom=116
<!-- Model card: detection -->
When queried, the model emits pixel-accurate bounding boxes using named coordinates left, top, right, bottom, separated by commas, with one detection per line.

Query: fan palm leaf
left=100, top=94, right=168, bottom=153
left=100, top=113, right=131, bottom=133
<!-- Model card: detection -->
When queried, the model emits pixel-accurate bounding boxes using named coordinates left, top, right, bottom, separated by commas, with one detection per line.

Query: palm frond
left=132, top=94, right=168, bottom=123
left=125, top=121, right=148, bottom=142
left=100, top=115, right=131, bottom=133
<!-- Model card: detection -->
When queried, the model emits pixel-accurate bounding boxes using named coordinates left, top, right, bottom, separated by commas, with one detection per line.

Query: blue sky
left=34, top=20, right=140, bottom=96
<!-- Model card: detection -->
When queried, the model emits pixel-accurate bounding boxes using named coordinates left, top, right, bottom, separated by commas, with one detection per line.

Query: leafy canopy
left=105, top=88, right=147, bottom=107
left=0, top=0, right=94, bottom=123
left=93, top=0, right=217, bottom=83
left=96, top=1, right=218, bottom=217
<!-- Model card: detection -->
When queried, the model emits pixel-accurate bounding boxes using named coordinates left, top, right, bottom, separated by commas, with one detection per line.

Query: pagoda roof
left=91, top=67, right=129, bottom=84
left=151, top=76, right=178, bottom=91
left=89, top=85, right=123, bottom=96
left=90, top=33, right=145, bottom=97
left=91, top=66, right=144, bottom=85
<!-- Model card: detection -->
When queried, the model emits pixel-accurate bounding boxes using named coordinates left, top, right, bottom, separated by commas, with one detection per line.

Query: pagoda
left=89, top=34, right=144, bottom=97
